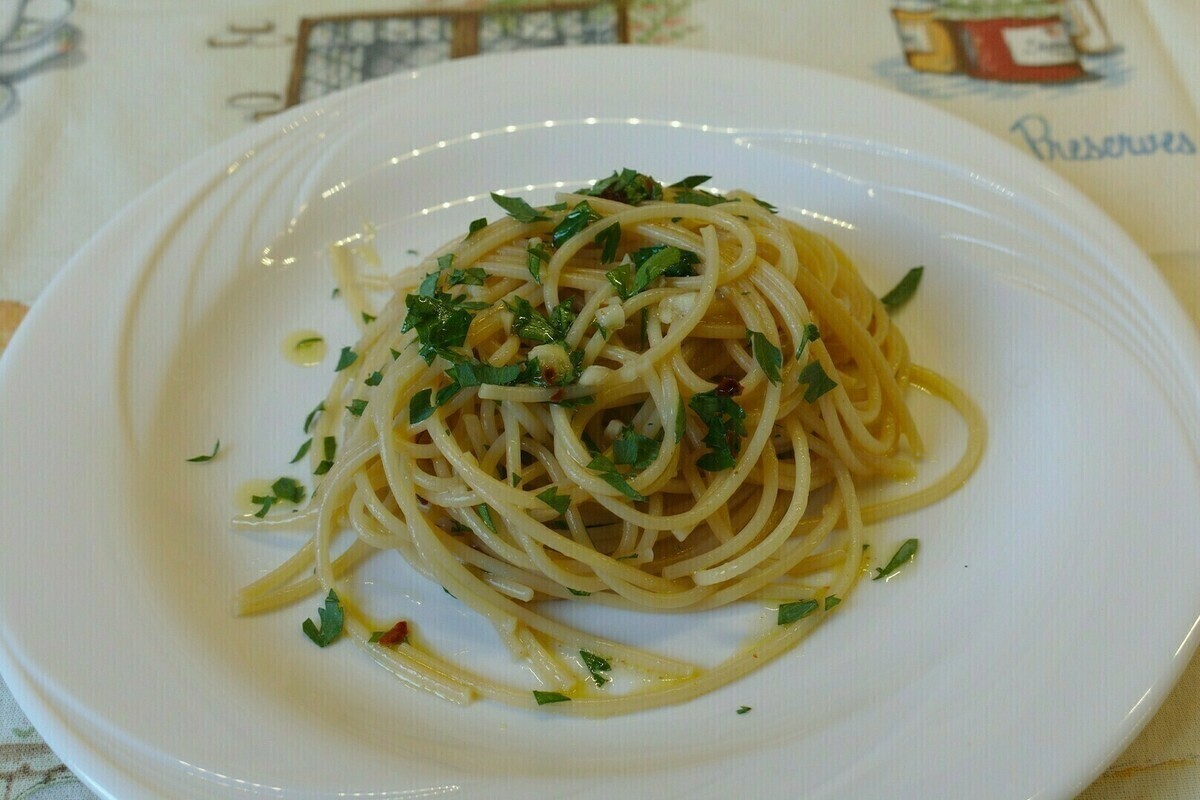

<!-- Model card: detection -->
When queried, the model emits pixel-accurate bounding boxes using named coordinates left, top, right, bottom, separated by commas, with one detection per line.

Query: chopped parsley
left=445, top=360, right=523, bottom=388
left=583, top=169, right=664, bottom=205
left=476, top=504, right=498, bottom=534
left=466, top=217, right=488, bottom=238
left=798, top=360, right=838, bottom=403
left=401, top=290, right=480, bottom=364
left=580, top=650, right=612, bottom=686
left=669, top=175, right=711, bottom=190
left=288, top=438, right=311, bottom=464
left=672, top=188, right=732, bottom=207
left=536, top=486, right=571, bottom=516
left=504, top=296, right=575, bottom=346
left=795, top=323, right=821, bottom=360
left=302, top=589, right=343, bottom=647
left=364, top=370, right=384, bottom=387
left=689, top=389, right=747, bottom=471
left=448, top=267, right=487, bottom=286
left=346, top=399, right=368, bottom=416
left=314, top=436, right=336, bottom=475
left=409, top=389, right=434, bottom=424
left=737, top=705, right=752, bottom=715
left=880, top=267, right=924, bottom=310
left=294, top=336, right=323, bottom=349
left=587, top=453, right=647, bottom=502
left=527, top=242, right=551, bottom=284
left=675, top=395, right=687, bottom=444
left=533, top=690, right=571, bottom=705
left=491, top=192, right=548, bottom=223
left=777, top=599, right=819, bottom=625
left=613, top=425, right=660, bottom=473
left=271, top=476, right=305, bottom=503
left=605, top=245, right=699, bottom=300
left=186, top=440, right=220, bottom=462
left=568, top=588, right=591, bottom=597
left=594, top=222, right=621, bottom=264
left=361, top=312, right=376, bottom=325
left=825, top=595, right=841, bottom=610
left=334, top=347, right=358, bottom=372
left=873, top=539, right=919, bottom=580
left=551, top=201, right=601, bottom=248
left=747, top=330, right=783, bottom=385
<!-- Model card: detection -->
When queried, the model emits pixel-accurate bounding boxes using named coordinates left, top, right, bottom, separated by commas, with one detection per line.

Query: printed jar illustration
left=1059, top=0, right=1117, bottom=55
left=943, top=0, right=1088, bottom=82
left=890, top=0, right=959, bottom=74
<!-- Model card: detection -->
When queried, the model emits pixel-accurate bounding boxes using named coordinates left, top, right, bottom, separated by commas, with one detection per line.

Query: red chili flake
left=715, top=376, right=743, bottom=397
left=542, top=366, right=559, bottom=385
left=550, top=389, right=565, bottom=402
left=377, top=620, right=409, bottom=646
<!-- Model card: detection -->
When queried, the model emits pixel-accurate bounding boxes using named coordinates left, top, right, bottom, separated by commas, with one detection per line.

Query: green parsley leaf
left=302, top=589, right=343, bottom=647
left=873, top=538, right=919, bottom=581
left=466, top=217, right=488, bottom=239
left=303, top=402, right=325, bottom=434
left=825, top=595, right=841, bottom=610
left=880, top=267, right=924, bottom=310
left=593, top=222, right=621, bottom=264
left=587, top=454, right=647, bottom=502
left=503, top=296, right=574, bottom=345
left=294, top=336, right=323, bottom=350
left=795, top=323, right=821, bottom=360
left=437, top=253, right=456, bottom=272
left=448, top=267, right=487, bottom=286
left=580, top=649, right=612, bottom=687
left=583, top=169, right=664, bottom=205
left=445, top=360, right=522, bottom=388
left=335, top=347, right=358, bottom=372
left=417, top=269, right=441, bottom=297
left=346, top=399, right=368, bottom=416
left=477, top=504, right=498, bottom=534
left=288, top=438, right=312, bottom=464
left=364, top=370, right=384, bottom=387
left=553, top=394, right=594, bottom=409
left=777, top=599, right=819, bottom=625
left=491, top=192, right=548, bottom=223
left=536, top=486, right=571, bottom=516
left=186, top=440, right=220, bottom=463
left=675, top=394, right=687, bottom=444
left=672, top=188, right=732, bottom=207
left=747, top=330, right=783, bottom=385
left=613, top=426, right=660, bottom=474
left=402, top=292, right=476, bottom=364
left=251, top=494, right=276, bottom=518
left=409, top=389, right=434, bottom=424
left=689, top=390, right=747, bottom=472
left=271, top=477, right=306, bottom=504
left=737, top=705, right=752, bottom=715
left=361, top=312, right=376, bottom=325
left=753, top=197, right=779, bottom=214
left=798, top=360, right=838, bottom=403
left=527, top=242, right=551, bottom=285
left=435, top=381, right=462, bottom=408
left=551, top=201, right=601, bottom=248
left=533, top=690, right=571, bottom=705
left=669, top=175, right=712, bottom=189
left=568, top=588, right=591, bottom=596
left=605, top=245, right=699, bottom=300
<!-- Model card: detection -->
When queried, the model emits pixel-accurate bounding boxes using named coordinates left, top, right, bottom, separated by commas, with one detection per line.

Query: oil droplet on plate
left=283, top=329, right=326, bottom=366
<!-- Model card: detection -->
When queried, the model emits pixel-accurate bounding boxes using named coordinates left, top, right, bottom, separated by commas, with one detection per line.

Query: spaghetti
left=236, top=170, right=985, bottom=715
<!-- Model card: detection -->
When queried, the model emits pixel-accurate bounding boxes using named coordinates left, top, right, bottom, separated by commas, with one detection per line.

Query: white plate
left=2, top=47, right=1200, bottom=800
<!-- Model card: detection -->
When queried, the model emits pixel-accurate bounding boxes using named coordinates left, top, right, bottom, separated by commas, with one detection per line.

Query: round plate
left=2, top=46, right=1199, bottom=800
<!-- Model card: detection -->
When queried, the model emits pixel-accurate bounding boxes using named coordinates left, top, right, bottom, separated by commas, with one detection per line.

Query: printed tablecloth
left=1, top=2, right=1197, bottom=797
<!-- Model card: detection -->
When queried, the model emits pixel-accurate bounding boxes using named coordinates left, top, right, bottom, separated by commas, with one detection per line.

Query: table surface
left=1, top=2, right=1197, bottom=798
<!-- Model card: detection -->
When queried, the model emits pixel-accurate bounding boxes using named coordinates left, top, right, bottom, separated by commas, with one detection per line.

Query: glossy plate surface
left=2, top=47, right=1199, bottom=800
